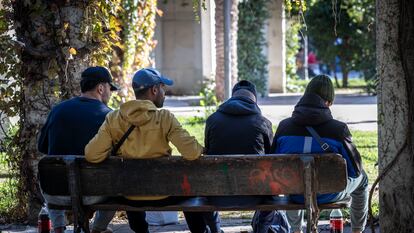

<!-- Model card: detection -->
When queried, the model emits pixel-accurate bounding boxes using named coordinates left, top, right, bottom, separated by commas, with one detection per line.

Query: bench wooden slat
left=39, top=154, right=347, bottom=196
left=47, top=196, right=351, bottom=212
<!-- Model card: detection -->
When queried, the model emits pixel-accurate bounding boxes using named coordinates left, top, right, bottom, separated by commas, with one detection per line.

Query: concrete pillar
left=154, top=0, right=214, bottom=95
left=266, top=0, right=286, bottom=93
left=201, top=0, right=215, bottom=82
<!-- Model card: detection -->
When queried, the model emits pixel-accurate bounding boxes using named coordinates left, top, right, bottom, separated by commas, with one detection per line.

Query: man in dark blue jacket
left=38, top=66, right=118, bottom=233
left=184, top=80, right=273, bottom=233
left=272, top=75, right=368, bottom=233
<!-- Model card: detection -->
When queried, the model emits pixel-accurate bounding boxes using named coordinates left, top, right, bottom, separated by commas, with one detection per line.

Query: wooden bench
left=38, top=154, right=350, bottom=233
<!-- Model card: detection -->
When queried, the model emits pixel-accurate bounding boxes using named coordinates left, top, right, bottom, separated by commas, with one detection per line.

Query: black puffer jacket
left=205, top=96, right=273, bottom=155
left=271, top=93, right=363, bottom=177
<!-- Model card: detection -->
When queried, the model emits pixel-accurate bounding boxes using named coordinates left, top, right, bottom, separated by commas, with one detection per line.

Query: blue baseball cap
left=132, top=68, right=174, bottom=90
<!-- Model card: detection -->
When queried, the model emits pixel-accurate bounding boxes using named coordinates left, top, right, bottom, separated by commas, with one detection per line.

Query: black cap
left=132, top=68, right=174, bottom=91
left=80, top=66, right=119, bottom=92
left=232, top=80, right=257, bottom=99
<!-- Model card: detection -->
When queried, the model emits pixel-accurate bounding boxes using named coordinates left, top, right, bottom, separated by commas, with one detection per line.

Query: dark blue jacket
left=38, top=97, right=111, bottom=155
left=205, top=96, right=273, bottom=155
left=271, top=93, right=363, bottom=204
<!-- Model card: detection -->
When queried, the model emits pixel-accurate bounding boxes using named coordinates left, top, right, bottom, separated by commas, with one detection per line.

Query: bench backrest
left=38, top=154, right=347, bottom=197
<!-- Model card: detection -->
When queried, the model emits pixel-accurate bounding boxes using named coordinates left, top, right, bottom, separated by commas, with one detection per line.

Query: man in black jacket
left=184, top=80, right=273, bottom=233
left=272, top=75, right=368, bottom=233
left=205, top=80, right=273, bottom=155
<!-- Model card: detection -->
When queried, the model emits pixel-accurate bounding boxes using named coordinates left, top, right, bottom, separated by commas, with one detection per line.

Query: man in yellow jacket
left=85, top=68, right=204, bottom=233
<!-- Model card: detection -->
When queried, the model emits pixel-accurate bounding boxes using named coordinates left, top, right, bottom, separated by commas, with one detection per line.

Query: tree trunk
left=330, top=63, right=340, bottom=88
left=377, top=0, right=414, bottom=232
left=13, top=1, right=92, bottom=222
left=230, top=0, right=238, bottom=87
left=215, top=0, right=238, bottom=101
left=342, top=68, right=349, bottom=88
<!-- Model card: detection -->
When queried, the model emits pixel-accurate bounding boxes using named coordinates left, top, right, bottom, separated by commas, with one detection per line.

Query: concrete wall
left=266, top=0, right=286, bottom=93
left=154, top=0, right=214, bottom=95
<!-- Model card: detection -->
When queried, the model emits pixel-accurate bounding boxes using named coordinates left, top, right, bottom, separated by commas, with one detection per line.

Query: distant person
left=271, top=75, right=368, bottom=233
left=38, top=66, right=118, bottom=233
left=85, top=68, right=204, bottom=233
left=295, top=48, right=305, bottom=79
left=307, top=51, right=318, bottom=77
left=185, top=80, right=274, bottom=233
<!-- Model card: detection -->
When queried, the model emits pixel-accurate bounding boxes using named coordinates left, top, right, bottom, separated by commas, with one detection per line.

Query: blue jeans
left=42, top=193, right=115, bottom=231
left=286, top=171, right=369, bottom=232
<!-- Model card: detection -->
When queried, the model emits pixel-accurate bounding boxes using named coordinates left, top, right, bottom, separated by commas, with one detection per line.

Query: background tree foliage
left=285, top=20, right=302, bottom=91
left=305, top=0, right=375, bottom=88
left=109, top=0, right=158, bottom=106
left=0, top=0, right=23, bottom=221
left=237, top=0, right=270, bottom=96
left=0, top=0, right=158, bottom=222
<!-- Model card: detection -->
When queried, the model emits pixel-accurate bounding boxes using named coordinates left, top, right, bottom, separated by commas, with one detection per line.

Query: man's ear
left=151, top=85, right=158, bottom=95
left=325, top=101, right=333, bottom=107
left=96, top=84, right=104, bottom=94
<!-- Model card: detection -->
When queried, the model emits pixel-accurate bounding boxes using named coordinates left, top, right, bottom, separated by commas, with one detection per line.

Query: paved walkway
left=1, top=218, right=380, bottom=233
left=164, top=94, right=378, bottom=131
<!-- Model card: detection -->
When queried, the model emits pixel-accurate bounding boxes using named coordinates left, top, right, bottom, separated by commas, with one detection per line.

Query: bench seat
left=39, top=154, right=349, bottom=233
left=48, top=196, right=350, bottom=212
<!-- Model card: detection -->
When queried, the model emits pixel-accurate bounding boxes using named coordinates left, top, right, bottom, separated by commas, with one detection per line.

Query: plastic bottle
left=329, top=209, right=343, bottom=233
left=38, top=206, right=51, bottom=233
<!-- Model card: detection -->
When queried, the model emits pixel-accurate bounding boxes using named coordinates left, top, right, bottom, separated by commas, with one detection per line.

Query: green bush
left=0, top=124, right=21, bottom=222
left=285, top=20, right=301, bottom=81
left=237, top=0, right=270, bottom=96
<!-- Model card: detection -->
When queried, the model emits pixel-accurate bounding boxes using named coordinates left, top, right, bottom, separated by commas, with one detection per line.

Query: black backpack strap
left=305, top=126, right=332, bottom=152
left=110, top=125, right=136, bottom=156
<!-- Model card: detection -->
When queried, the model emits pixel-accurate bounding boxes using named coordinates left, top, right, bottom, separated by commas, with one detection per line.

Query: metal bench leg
left=302, top=156, right=319, bottom=233
left=65, top=156, right=90, bottom=233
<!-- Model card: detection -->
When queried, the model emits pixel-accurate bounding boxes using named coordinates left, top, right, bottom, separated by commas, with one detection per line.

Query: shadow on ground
left=0, top=218, right=380, bottom=233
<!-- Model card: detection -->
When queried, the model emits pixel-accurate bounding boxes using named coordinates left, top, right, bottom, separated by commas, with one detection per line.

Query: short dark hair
left=133, top=84, right=161, bottom=99
left=81, top=80, right=101, bottom=93
left=134, top=86, right=151, bottom=99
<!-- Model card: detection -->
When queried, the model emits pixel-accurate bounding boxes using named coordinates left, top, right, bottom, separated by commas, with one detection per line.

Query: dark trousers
left=126, top=211, right=220, bottom=233
left=184, top=211, right=221, bottom=233
left=125, top=197, right=220, bottom=233
left=126, top=211, right=149, bottom=233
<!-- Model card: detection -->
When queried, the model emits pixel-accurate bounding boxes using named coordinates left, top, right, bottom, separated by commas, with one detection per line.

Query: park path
left=1, top=218, right=380, bottom=233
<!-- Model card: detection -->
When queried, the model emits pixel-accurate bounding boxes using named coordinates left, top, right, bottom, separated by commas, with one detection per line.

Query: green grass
left=0, top=178, right=19, bottom=223
left=352, top=131, right=378, bottom=184
left=287, top=78, right=369, bottom=93
left=0, top=151, right=20, bottom=222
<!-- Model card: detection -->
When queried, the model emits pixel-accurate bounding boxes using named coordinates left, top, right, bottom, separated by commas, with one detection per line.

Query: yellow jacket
left=85, top=100, right=203, bottom=200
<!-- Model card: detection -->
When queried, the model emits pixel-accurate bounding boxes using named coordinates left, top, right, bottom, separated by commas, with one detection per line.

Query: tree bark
left=377, top=0, right=414, bottom=232
left=214, top=0, right=238, bottom=101
left=13, top=1, right=91, bottom=222
left=330, top=63, right=340, bottom=88
left=342, top=68, right=348, bottom=88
